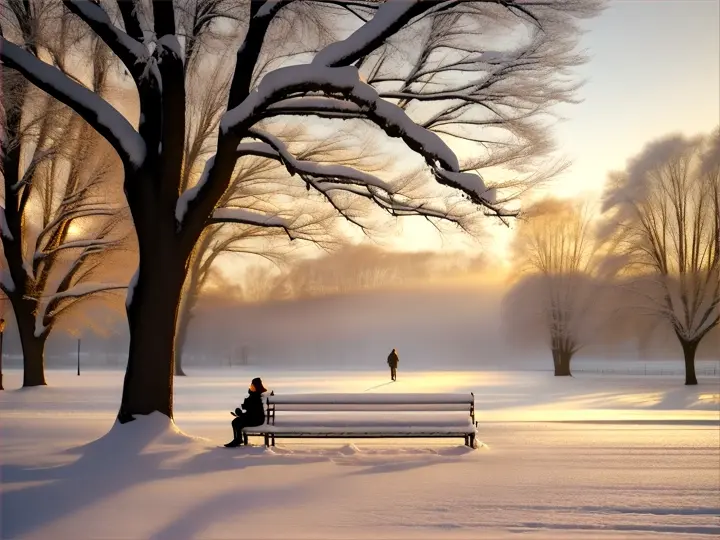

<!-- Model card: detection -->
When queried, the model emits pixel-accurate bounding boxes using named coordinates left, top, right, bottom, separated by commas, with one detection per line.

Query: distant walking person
left=225, top=377, right=267, bottom=447
left=387, top=348, right=399, bottom=381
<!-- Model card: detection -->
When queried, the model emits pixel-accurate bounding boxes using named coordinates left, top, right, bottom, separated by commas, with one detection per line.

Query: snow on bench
left=242, top=393, right=479, bottom=448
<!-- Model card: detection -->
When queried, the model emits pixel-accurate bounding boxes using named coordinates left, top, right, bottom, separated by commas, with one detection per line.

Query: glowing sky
left=392, top=0, right=720, bottom=260
left=215, top=0, right=719, bottom=280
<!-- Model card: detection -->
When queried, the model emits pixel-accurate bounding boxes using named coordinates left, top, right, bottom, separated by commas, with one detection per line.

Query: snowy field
left=1, top=367, right=719, bottom=539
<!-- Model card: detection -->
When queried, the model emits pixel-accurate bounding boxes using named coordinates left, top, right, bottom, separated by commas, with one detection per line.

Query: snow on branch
left=33, top=238, right=118, bottom=262
left=0, top=207, right=15, bottom=241
left=222, top=62, right=504, bottom=213
left=209, top=208, right=292, bottom=236
left=13, top=149, right=57, bottom=192
left=34, top=282, right=127, bottom=337
left=35, top=205, right=122, bottom=251
left=0, top=269, right=15, bottom=293
left=246, top=129, right=394, bottom=192
left=62, top=0, right=147, bottom=74
left=231, top=141, right=474, bottom=231
left=36, top=282, right=127, bottom=302
left=0, top=38, right=146, bottom=168
left=313, top=0, right=433, bottom=68
left=265, top=97, right=364, bottom=119
left=176, top=156, right=215, bottom=224
left=220, top=64, right=461, bottom=171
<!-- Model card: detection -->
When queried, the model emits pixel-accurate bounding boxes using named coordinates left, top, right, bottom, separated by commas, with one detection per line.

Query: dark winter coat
left=387, top=350, right=399, bottom=368
left=238, top=391, right=266, bottom=426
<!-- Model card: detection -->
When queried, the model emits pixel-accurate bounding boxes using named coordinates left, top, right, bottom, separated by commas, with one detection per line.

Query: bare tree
left=601, top=130, right=720, bottom=385
left=171, top=8, right=388, bottom=376
left=0, top=4, right=130, bottom=387
left=1, top=0, right=600, bottom=421
left=175, top=121, right=382, bottom=375
left=506, top=198, right=606, bottom=376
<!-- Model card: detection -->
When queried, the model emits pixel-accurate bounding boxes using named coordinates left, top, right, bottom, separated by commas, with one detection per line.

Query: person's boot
left=225, top=426, right=241, bottom=447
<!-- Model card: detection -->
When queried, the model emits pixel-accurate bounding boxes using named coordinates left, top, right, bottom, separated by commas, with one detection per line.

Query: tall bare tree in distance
left=601, top=130, right=720, bottom=385
left=1, top=3, right=131, bottom=387
left=165, top=6, right=385, bottom=375
left=174, top=133, right=354, bottom=375
left=1, top=0, right=601, bottom=422
left=174, top=59, right=387, bottom=375
left=505, top=198, right=606, bottom=376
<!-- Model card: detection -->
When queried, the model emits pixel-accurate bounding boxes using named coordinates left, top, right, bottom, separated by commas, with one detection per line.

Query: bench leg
left=242, top=432, right=249, bottom=446
left=264, top=434, right=269, bottom=447
left=271, top=435, right=276, bottom=447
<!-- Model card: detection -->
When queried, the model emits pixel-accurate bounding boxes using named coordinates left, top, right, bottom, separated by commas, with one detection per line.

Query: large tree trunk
left=117, top=164, right=194, bottom=421
left=118, top=254, right=186, bottom=421
left=10, top=296, right=48, bottom=387
left=552, top=348, right=573, bottom=377
left=680, top=339, right=698, bottom=386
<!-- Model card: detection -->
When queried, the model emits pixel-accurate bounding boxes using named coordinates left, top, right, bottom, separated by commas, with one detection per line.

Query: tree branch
left=227, top=0, right=293, bottom=108
left=0, top=37, right=146, bottom=169
left=62, top=0, right=147, bottom=80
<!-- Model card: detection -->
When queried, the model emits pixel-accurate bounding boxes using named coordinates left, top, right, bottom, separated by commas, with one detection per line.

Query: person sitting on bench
left=224, top=377, right=268, bottom=447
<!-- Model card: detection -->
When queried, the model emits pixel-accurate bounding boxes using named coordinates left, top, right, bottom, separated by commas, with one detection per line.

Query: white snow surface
left=1, top=368, right=718, bottom=539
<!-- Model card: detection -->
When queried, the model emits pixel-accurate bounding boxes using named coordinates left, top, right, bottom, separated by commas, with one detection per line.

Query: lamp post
left=0, top=318, right=6, bottom=391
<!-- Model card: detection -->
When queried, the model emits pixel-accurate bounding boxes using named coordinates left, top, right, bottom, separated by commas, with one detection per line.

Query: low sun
left=66, top=222, right=83, bottom=238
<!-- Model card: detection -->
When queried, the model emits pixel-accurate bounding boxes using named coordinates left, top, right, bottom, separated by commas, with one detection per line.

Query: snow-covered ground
left=1, top=367, right=718, bottom=539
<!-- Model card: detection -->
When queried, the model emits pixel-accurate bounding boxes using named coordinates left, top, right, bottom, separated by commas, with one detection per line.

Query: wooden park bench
left=242, top=393, right=479, bottom=448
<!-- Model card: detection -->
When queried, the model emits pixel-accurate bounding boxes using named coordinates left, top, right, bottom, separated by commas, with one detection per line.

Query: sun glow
left=66, top=221, right=83, bottom=238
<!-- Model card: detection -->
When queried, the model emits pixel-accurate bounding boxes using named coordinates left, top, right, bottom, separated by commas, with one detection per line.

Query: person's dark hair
left=249, top=377, right=268, bottom=393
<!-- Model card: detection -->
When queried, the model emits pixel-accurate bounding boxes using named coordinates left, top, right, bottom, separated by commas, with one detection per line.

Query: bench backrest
left=267, top=393, right=474, bottom=412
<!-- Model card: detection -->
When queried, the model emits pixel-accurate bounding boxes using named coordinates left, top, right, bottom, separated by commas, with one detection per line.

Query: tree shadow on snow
left=149, top=482, right=320, bottom=540
left=0, top=416, right=325, bottom=539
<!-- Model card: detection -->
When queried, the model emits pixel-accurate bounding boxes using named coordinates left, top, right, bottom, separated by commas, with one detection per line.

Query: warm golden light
left=66, top=222, right=83, bottom=238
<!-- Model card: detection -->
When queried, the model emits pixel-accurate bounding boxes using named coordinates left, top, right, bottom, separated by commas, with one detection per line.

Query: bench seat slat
left=268, top=403, right=471, bottom=411
left=251, top=415, right=473, bottom=428
left=268, top=393, right=473, bottom=406
left=249, top=433, right=473, bottom=439
left=244, top=424, right=477, bottom=435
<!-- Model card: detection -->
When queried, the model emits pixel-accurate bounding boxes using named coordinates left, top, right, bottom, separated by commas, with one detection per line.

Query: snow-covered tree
left=601, top=130, right=720, bottom=385
left=505, top=198, right=606, bottom=376
left=1, top=3, right=130, bottom=387
left=1, top=0, right=600, bottom=421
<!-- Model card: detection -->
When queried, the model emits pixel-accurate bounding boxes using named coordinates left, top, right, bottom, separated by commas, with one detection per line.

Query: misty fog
left=2, top=243, right=716, bottom=372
